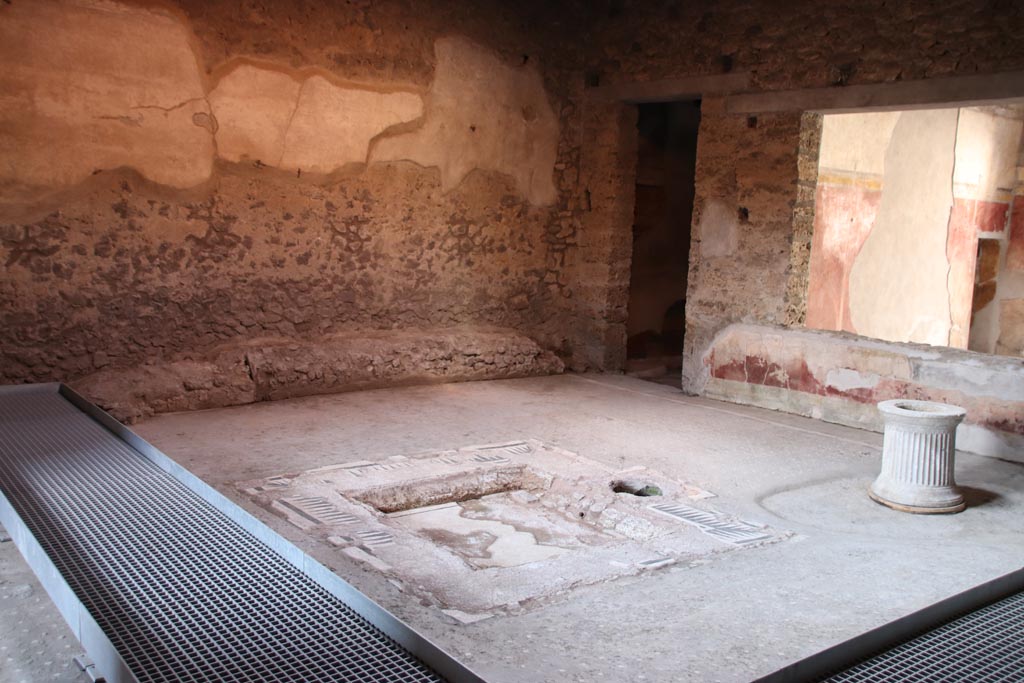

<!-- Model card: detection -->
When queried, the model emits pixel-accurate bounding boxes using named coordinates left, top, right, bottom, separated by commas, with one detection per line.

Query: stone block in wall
left=703, top=323, right=1024, bottom=460
left=71, top=328, right=563, bottom=422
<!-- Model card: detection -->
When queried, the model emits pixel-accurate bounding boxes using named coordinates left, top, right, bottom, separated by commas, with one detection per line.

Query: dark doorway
left=625, top=100, right=701, bottom=385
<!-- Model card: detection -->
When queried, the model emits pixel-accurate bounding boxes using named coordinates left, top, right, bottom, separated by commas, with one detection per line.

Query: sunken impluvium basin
left=240, top=440, right=785, bottom=622
left=870, top=399, right=967, bottom=514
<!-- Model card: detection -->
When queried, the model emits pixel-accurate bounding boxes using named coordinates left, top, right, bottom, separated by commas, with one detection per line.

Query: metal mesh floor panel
left=821, top=590, right=1024, bottom=682
left=0, top=390, right=447, bottom=683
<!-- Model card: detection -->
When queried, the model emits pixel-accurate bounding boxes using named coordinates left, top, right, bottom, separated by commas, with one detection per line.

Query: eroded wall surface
left=705, top=324, right=1024, bottom=460
left=680, top=107, right=803, bottom=387
left=0, top=0, right=214, bottom=198
left=2, top=0, right=1023, bottom=413
left=371, top=37, right=560, bottom=206
left=0, top=0, right=575, bottom=399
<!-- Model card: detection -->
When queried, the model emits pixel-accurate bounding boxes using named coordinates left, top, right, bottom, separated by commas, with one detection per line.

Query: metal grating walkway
left=0, top=385, right=480, bottom=683
left=821, top=589, right=1024, bottom=682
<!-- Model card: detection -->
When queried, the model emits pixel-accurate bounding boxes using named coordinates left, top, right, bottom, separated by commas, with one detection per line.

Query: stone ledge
left=73, top=328, right=564, bottom=423
left=702, top=323, right=1024, bottom=460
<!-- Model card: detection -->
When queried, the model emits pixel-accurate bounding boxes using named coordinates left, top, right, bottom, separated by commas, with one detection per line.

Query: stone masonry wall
left=0, top=0, right=584, bottom=399
left=705, top=323, right=1024, bottom=460
left=681, top=105, right=804, bottom=390
left=3, top=0, right=1024, bottom=412
left=575, top=0, right=1024, bottom=389
left=573, top=101, right=638, bottom=370
left=588, top=0, right=1024, bottom=92
left=76, top=328, right=563, bottom=423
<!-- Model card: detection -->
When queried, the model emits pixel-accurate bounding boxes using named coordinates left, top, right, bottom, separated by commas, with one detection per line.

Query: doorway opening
left=625, top=100, right=701, bottom=385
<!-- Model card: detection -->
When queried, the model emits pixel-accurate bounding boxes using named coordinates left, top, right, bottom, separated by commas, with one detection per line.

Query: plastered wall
left=970, top=116, right=1024, bottom=357
left=705, top=324, right=1024, bottom=460
left=2, top=0, right=1023, bottom=418
left=0, top=0, right=578, bottom=394
left=807, top=106, right=1024, bottom=355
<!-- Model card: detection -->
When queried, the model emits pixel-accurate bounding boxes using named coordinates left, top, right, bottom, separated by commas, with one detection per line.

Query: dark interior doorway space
left=625, top=100, right=701, bottom=386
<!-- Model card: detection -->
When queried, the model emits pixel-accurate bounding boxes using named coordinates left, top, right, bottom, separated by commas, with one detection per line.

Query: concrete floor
left=2, top=373, right=1022, bottom=682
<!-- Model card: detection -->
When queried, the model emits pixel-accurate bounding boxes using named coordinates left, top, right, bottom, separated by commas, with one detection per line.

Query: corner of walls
left=681, top=102, right=804, bottom=392
left=573, top=98, right=638, bottom=371
left=784, top=111, right=823, bottom=328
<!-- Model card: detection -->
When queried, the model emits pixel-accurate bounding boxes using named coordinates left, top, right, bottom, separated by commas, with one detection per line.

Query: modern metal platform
left=821, top=588, right=1024, bottom=682
left=756, top=564, right=1024, bottom=683
left=0, top=383, right=484, bottom=683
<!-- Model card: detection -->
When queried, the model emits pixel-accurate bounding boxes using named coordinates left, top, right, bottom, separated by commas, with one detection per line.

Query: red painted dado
left=1008, top=198, right=1024, bottom=271
left=805, top=182, right=880, bottom=333
left=808, top=190, right=1011, bottom=347
left=708, top=352, right=826, bottom=396
left=703, top=325, right=1024, bottom=458
left=707, top=343, right=1024, bottom=436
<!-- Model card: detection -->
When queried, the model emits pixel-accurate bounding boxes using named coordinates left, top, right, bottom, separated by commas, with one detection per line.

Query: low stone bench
left=73, top=327, right=564, bottom=422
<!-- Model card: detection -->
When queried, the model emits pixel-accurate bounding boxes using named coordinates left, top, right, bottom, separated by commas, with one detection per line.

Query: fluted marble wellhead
left=869, top=399, right=967, bottom=514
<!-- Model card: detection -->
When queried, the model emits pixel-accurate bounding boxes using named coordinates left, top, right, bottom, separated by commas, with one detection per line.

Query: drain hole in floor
left=611, top=480, right=662, bottom=497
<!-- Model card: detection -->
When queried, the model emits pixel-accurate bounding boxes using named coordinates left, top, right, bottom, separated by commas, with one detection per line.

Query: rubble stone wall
left=1, top=0, right=579, bottom=405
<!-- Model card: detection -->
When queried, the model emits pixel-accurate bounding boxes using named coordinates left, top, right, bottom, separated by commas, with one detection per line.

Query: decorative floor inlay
left=239, top=440, right=787, bottom=619
left=648, top=502, right=773, bottom=545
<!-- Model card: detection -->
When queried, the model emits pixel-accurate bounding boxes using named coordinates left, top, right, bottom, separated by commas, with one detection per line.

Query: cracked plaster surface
left=848, top=109, right=958, bottom=346
left=0, top=0, right=215, bottom=199
left=0, top=2, right=559, bottom=207
left=209, top=64, right=424, bottom=173
left=372, top=37, right=559, bottom=206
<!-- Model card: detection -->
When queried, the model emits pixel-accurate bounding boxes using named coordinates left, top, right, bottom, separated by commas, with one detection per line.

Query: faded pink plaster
left=806, top=183, right=880, bottom=333
left=709, top=354, right=825, bottom=395
left=705, top=330, right=1024, bottom=438
left=1008, top=198, right=1024, bottom=271
left=946, top=198, right=1006, bottom=347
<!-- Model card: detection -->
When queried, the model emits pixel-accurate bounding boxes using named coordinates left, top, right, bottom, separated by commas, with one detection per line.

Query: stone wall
left=704, top=324, right=1024, bottom=460
left=75, top=328, right=563, bottom=423
left=575, top=0, right=1024, bottom=389
left=587, top=0, right=1024, bottom=92
left=0, top=0, right=581, bottom=402
left=573, top=101, right=638, bottom=370
left=680, top=105, right=804, bottom=389
left=3, top=0, right=1024, bottom=418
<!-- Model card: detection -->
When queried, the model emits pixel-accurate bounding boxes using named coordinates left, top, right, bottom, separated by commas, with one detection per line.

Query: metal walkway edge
left=754, top=565, right=1024, bottom=683
left=0, top=383, right=485, bottom=683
